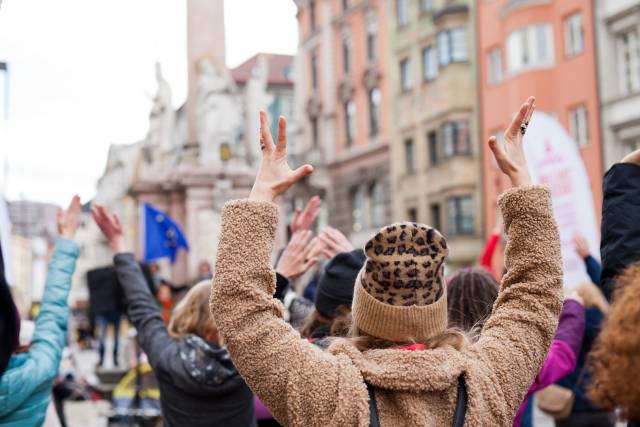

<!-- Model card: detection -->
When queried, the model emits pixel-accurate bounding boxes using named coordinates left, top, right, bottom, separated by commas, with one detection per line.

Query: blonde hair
left=168, top=281, right=218, bottom=341
left=344, top=326, right=469, bottom=352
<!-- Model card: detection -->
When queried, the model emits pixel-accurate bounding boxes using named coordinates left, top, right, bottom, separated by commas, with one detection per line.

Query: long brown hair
left=168, top=281, right=218, bottom=341
left=446, top=267, right=499, bottom=341
left=588, top=264, right=640, bottom=419
left=300, top=305, right=352, bottom=339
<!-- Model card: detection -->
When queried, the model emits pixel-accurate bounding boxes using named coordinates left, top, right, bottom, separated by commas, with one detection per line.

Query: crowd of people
left=0, top=97, right=639, bottom=426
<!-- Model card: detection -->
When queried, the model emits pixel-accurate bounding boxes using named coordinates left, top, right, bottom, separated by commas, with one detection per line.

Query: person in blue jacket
left=0, top=195, right=81, bottom=426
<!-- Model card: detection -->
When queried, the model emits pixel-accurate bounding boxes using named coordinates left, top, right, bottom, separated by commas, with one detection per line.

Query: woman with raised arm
left=91, top=205, right=256, bottom=427
left=211, top=98, right=563, bottom=426
left=0, top=196, right=81, bottom=426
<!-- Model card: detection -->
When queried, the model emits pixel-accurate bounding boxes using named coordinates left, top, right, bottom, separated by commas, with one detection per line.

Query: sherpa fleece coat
left=210, top=186, right=563, bottom=427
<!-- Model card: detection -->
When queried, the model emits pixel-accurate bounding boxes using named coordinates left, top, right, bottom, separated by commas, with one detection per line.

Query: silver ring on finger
left=520, top=123, right=528, bottom=135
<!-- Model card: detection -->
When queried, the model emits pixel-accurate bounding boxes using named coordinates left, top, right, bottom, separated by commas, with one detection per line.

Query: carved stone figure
left=148, top=62, right=175, bottom=152
left=195, top=57, right=242, bottom=167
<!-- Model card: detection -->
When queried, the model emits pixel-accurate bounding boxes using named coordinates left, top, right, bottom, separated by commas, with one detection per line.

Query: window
left=447, top=196, right=474, bottom=235
left=344, top=100, right=356, bottom=145
left=420, top=0, right=433, bottom=12
left=442, top=121, right=471, bottom=157
left=397, top=0, right=409, bottom=27
left=311, top=50, right=319, bottom=90
left=430, top=203, right=442, bottom=231
left=366, top=16, right=378, bottom=61
left=400, top=58, right=412, bottom=91
left=487, top=48, right=503, bottom=85
left=507, top=24, right=554, bottom=73
left=309, top=0, right=316, bottom=32
left=617, top=29, right=640, bottom=95
left=369, top=181, right=385, bottom=228
left=564, top=14, right=584, bottom=57
left=428, top=131, right=439, bottom=165
left=342, top=0, right=349, bottom=10
left=351, top=186, right=365, bottom=232
left=405, top=139, right=416, bottom=173
left=342, top=34, right=352, bottom=74
left=437, top=28, right=468, bottom=66
left=311, top=117, right=319, bottom=147
left=407, top=208, right=418, bottom=223
left=368, top=87, right=382, bottom=135
left=422, top=46, right=438, bottom=81
left=569, top=106, right=589, bottom=147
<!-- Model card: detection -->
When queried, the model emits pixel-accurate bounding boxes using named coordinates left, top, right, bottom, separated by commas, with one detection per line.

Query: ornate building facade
left=385, top=0, right=483, bottom=268
left=293, top=0, right=392, bottom=247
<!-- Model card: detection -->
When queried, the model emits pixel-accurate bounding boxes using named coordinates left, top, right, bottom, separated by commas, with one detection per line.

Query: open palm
left=488, top=96, right=535, bottom=187
left=249, top=111, right=314, bottom=202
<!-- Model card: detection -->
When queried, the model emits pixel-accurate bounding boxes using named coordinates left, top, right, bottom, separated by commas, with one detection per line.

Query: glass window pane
left=451, top=28, right=467, bottom=61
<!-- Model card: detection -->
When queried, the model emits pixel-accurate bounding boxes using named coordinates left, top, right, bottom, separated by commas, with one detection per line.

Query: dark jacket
left=114, top=253, right=256, bottom=427
left=600, top=162, right=640, bottom=301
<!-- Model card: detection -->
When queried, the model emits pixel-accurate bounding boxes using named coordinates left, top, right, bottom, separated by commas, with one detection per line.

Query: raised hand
left=276, top=230, right=318, bottom=281
left=318, top=227, right=354, bottom=259
left=573, top=234, right=591, bottom=259
left=57, top=195, right=82, bottom=240
left=488, top=96, right=535, bottom=187
left=91, top=204, right=125, bottom=253
left=291, top=196, right=321, bottom=234
left=249, top=111, right=314, bottom=203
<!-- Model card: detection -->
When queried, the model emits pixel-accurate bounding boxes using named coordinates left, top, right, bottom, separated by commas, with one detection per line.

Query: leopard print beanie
left=351, top=222, right=449, bottom=342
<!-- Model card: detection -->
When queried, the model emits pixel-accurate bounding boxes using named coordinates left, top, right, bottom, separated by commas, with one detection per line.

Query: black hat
left=314, top=249, right=366, bottom=317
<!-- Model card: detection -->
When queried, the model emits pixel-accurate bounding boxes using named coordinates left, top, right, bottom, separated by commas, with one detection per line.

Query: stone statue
left=148, top=62, right=175, bottom=153
left=195, top=57, right=243, bottom=167
left=245, top=55, right=274, bottom=166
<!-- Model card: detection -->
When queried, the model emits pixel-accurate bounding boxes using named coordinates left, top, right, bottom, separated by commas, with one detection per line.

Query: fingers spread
left=290, top=164, right=314, bottom=184
left=488, top=136, right=505, bottom=160
left=259, top=111, right=274, bottom=153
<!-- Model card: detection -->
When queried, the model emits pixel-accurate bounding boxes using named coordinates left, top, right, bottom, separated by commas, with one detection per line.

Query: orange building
left=293, top=0, right=392, bottom=245
left=478, top=0, right=603, bottom=235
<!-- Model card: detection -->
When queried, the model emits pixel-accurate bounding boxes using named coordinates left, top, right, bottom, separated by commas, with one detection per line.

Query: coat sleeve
left=470, top=186, right=564, bottom=420
left=210, top=200, right=369, bottom=427
left=532, top=300, right=585, bottom=391
left=0, top=239, right=79, bottom=417
left=583, top=255, right=602, bottom=287
left=113, top=253, right=175, bottom=370
left=600, top=163, right=640, bottom=301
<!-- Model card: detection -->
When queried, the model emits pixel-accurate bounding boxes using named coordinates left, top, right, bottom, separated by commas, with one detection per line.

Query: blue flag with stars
left=143, top=203, right=189, bottom=263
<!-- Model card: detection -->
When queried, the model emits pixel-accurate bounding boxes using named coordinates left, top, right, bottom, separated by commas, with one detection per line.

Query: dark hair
left=300, top=305, right=352, bottom=339
left=447, top=267, right=499, bottom=340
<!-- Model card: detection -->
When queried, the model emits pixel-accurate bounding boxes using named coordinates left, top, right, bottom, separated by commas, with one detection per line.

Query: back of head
left=447, top=268, right=499, bottom=337
left=350, top=222, right=455, bottom=345
left=168, top=281, right=217, bottom=342
left=588, top=264, right=640, bottom=419
left=301, top=249, right=365, bottom=339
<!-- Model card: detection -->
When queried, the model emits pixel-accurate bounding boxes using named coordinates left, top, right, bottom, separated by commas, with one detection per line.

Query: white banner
left=522, top=112, right=599, bottom=288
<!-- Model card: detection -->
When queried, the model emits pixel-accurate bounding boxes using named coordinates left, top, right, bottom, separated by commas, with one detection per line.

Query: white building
left=596, top=0, right=640, bottom=167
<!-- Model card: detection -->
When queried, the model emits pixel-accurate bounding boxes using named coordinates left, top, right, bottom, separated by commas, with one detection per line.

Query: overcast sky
left=0, top=0, right=298, bottom=206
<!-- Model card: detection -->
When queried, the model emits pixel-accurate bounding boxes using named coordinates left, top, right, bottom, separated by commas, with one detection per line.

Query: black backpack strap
left=366, top=382, right=380, bottom=427
left=452, top=375, right=468, bottom=427
left=367, top=374, right=467, bottom=427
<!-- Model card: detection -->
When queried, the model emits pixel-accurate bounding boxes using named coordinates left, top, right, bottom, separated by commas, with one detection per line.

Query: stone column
left=186, top=0, right=227, bottom=145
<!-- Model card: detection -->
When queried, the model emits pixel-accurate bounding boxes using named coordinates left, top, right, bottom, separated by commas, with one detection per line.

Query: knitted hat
left=315, top=249, right=366, bottom=317
left=351, top=222, right=449, bottom=342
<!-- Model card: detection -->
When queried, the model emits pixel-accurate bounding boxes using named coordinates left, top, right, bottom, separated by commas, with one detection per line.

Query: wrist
left=509, top=171, right=532, bottom=188
left=59, top=230, right=75, bottom=240
left=249, top=184, right=275, bottom=203
left=110, top=236, right=126, bottom=253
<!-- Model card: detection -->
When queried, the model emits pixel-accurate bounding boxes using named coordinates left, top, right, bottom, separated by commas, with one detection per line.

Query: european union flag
left=143, top=203, right=189, bottom=263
